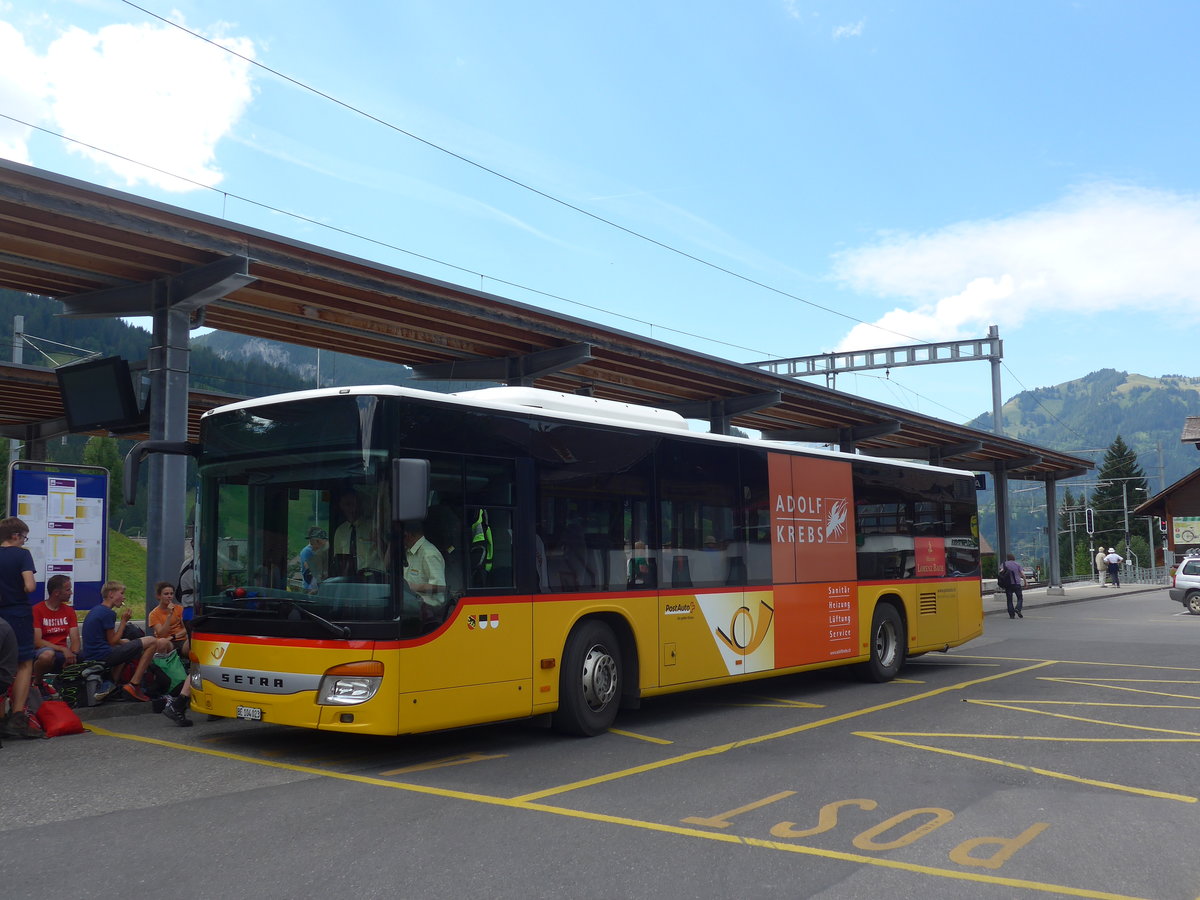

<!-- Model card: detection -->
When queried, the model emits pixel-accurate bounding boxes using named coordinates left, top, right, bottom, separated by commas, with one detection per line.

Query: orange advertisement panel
left=773, top=582, right=859, bottom=668
left=913, top=536, right=947, bottom=578
left=769, top=453, right=857, bottom=585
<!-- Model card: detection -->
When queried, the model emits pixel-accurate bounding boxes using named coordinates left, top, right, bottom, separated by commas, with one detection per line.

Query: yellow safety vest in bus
left=471, top=509, right=493, bottom=574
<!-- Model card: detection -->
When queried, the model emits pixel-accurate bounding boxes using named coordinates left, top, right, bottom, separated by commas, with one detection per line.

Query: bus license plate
left=236, top=706, right=263, bottom=721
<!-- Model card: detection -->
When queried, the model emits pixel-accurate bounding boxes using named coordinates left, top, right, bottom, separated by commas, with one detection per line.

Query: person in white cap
left=1104, top=548, right=1124, bottom=587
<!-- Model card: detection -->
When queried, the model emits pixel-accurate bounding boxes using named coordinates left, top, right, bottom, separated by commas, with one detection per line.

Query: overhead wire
left=117, top=0, right=931, bottom=347
left=26, top=3, right=1057, bottom=426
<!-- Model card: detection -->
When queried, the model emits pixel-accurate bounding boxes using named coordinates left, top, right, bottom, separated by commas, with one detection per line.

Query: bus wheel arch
left=859, top=597, right=906, bottom=683
left=552, top=615, right=632, bottom=736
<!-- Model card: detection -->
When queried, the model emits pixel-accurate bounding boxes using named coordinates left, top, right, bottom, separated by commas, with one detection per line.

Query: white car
left=1170, top=553, right=1200, bottom=614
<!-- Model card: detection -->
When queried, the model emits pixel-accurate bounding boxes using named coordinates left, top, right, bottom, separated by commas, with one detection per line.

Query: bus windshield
left=197, top=395, right=409, bottom=630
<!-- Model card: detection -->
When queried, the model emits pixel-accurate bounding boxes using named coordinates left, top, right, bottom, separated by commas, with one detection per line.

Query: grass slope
left=107, top=529, right=148, bottom=619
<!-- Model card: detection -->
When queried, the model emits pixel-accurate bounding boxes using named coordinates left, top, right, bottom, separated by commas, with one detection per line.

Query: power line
left=117, top=0, right=931, bottom=348
left=2, top=112, right=777, bottom=360
left=20, top=4, right=1064, bottom=422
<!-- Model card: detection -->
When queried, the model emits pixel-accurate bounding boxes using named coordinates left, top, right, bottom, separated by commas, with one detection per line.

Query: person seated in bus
left=402, top=521, right=446, bottom=621
left=148, top=580, right=190, bottom=658
left=559, top=520, right=596, bottom=590
left=627, top=541, right=652, bottom=588
left=298, top=527, right=328, bottom=593
left=331, top=488, right=386, bottom=577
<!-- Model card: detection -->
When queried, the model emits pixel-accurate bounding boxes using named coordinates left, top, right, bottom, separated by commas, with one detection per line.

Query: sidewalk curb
left=984, top=584, right=1166, bottom=617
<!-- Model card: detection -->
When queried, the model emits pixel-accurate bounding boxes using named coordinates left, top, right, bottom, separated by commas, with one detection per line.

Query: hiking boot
left=122, top=683, right=151, bottom=702
left=162, top=695, right=193, bottom=727
left=93, top=680, right=118, bottom=701
left=4, top=710, right=48, bottom=739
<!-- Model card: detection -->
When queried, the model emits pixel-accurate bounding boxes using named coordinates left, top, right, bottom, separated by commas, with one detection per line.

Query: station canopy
left=0, top=159, right=1089, bottom=482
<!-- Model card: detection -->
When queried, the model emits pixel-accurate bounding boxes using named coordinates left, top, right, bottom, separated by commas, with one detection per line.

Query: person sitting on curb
left=80, top=581, right=173, bottom=702
left=157, top=660, right=194, bottom=727
left=148, top=581, right=189, bottom=658
left=32, top=574, right=79, bottom=694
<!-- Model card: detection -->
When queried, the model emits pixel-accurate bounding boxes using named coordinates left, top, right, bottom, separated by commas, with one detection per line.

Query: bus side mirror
left=392, top=458, right=430, bottom=522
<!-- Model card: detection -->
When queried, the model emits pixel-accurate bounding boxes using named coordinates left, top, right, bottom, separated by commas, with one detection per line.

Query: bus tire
left=552, top=619, right=622, bottom=736
left=859, top=603, right=905, bottom=683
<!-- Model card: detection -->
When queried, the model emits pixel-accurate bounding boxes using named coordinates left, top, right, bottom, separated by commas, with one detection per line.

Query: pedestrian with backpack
left=998, top=553, right=1024, bottom=619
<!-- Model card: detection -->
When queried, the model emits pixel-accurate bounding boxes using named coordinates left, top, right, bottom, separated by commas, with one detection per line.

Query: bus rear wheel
left=553, top=620, right=621, bottom=736
left=860, top=603, right=905, bottom=682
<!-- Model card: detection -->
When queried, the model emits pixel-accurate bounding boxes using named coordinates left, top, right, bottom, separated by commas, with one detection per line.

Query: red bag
left=34, top=699, right=86, bottom=737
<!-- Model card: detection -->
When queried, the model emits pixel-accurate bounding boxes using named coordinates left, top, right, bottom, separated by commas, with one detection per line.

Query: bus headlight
left=318, top=660, right=384, bottom=706
left=189, top=670, right=202, bottom=691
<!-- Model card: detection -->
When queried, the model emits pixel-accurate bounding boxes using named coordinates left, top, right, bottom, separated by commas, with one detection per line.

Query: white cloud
left=0, top=21, right=48, bottom=163
left=833, top=19, right=864, bottom=39
left=0, top=17, right=255, bottom=192
left=830, top=183, right=1200, bottom=350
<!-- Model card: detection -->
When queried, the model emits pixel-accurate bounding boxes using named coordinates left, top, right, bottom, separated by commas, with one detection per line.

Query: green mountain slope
left=969, top=368, right=1200, bottom=489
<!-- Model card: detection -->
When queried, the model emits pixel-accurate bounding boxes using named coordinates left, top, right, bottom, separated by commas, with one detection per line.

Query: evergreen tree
left=82, top=436, right=123, bottom=507
left=1089, top=435, right=1149, bottom=554
left=1057, top=487, right=1088, bottom=578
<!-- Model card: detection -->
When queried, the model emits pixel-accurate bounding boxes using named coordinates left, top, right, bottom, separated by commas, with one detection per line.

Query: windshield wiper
left=288, top=600, right=351, bottom=639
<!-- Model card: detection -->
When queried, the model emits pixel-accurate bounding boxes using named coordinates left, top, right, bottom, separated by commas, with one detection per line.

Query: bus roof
left=201, top=383, right=974, bottom=478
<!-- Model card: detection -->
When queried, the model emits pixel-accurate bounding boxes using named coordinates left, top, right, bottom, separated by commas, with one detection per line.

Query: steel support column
left=1045, top=479, right=1063, bottom=594
left=145, top=288, right=191, bottom=593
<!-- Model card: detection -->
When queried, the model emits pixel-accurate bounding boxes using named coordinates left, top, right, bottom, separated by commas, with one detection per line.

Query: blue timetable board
left=8, top=467, right=109, bottom=610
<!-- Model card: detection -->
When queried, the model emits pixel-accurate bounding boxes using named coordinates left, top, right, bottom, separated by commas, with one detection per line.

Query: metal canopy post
left=1045, top=479, right=1063, bottom=594
left=145, top=287, right=191, bottom=591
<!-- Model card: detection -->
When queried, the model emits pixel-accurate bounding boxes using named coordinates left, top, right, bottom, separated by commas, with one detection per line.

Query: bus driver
left=332, top=488, right=385, bottom=576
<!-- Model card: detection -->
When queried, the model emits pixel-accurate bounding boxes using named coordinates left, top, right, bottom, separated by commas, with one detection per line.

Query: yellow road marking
left=608, top=728, right=673, bottom=745
left=727, top=696, right=826, bottom=708
left=513, top=660, right=1055, bottom=803
left=854, top=731, right=1196, bottom=804
left=965, top=700, right=1200, bottom=738
left=380, top=752, right=507, bottom=775
left=960, top=654, right=1200, bottom=672
left=82, top=721, right=1152, bottom=900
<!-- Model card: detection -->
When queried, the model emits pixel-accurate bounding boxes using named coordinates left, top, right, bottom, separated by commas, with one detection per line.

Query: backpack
left=996, top=565, right=1012, bottom=589
left=54, top=662, right=106, bottom=708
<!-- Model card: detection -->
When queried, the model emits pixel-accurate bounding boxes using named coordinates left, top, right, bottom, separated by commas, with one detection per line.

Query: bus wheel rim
left=581, top=644, right=618, bottom=711
left=875, top=621, right=897, bottom=667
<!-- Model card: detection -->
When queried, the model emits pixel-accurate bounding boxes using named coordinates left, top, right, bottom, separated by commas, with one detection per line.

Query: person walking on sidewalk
left=1095, top=548, right=1109, bottom=587
left=1105, top=548, right=1124, bottom=588
left=1000, top=553, right=1024, bottom=619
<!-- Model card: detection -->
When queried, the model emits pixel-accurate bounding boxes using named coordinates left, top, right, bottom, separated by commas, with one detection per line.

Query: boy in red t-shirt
left=32, top=574, right=79, bottom=685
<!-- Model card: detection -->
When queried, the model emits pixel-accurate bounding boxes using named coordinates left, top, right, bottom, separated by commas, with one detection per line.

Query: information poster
left=7, top=466, right=108, bottom=610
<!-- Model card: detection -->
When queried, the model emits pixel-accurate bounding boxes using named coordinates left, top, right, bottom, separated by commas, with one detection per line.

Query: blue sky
left=2, top=0, right=1198, bottom=431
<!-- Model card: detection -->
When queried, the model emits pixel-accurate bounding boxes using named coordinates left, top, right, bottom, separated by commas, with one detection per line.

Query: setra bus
left=130, top=384, right=983, bottom=736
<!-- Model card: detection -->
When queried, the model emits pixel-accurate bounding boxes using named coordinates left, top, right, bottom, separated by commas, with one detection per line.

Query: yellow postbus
left=139, top=385, right=982, bottom=736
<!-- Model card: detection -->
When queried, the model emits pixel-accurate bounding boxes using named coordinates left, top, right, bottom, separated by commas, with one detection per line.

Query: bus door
left=658, top=443, right=771, bottom=685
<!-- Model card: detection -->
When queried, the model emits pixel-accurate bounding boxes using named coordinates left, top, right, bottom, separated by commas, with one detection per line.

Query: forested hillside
left=969, top=368, right=1200, bottom=489
left=0, top=289, right=306, bottom=396
left=193, top=330, right=492, bottom=393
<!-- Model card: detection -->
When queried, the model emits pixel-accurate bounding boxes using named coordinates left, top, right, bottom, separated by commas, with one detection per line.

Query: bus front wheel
left=553, top=620, right=622, bottom=736
left=860, top=603, right=905, bottom=683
